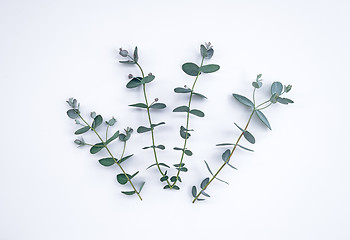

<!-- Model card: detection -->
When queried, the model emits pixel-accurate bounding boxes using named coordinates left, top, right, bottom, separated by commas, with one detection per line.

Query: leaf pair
left=182, top=62, right=220, bottom=76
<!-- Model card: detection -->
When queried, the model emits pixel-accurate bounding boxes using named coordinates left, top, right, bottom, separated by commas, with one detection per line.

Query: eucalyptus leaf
left=192, top=186, right=197, bottom=197
left=173, top=106, right=189, bottom=112
left=180, top=126, right=191, bottom=139
left=193, top=92, right=207, bottom=99
left=204, top=160, right=229, bottom=185
left=119, top=60, right=135, bottom=64
left=133, top=46, right=138, bottom=63
left=252, top=81, right=262, bottom=88
left=184, top=150, right=193, bottom=156
left=92, top=115, right=103, bottom=129
left=271, top=81, right=283, bottom=95
left=173, top=147, right=184, bottom=151
left=74, top=126, right=90, bottom=135
left=200, top=177, right=210, bottom=189
left=234, top=123, right=245, bottom=132
left=149, top=103, right=166, bottom=109
left=121, top=190, right=135, bottom=195
left=200, top=44, right=207, bottom=58
left=67, top=109, right=79, bottom=119
left=98, top=158, right=115, bottom=167
left=90, top=143, right=104, bottom=154
left=142, top=75, right=155, bottom=84
left=139, top=182, right=145, bottom=193
left=151, top=122, right=165, bottom=128
left=126, top=78, right=142, bottom=88
left=173, top=163, right=185, bottom=168
left=206, top=48, right=214, bottom=59
left=146, top=162, right=170, bottom=170
left=106, top=130, right=120, bottom=144
left=117, top=173, right=130, bottom=185
left=137, top=126, right=152, bottom=133
left=182, top=62, right=200, bottom=76
left=160, top=176, right=168, bottom=182
left=244, top=131, right=256, bottom=144
left=172, top=185, right=180, bottom=190
left=176, top=167, right=188, bottom=172
left=189, top=109, right=205, bottom=117
left=129, top=103, right=148, bottom=108
left=232, top=94, right=254, bottom=107
left=174, top=87, right=191, bottom=93
left=199, top=64, right=220, bottom=73
left=255, top=110, right=271, bottom=130
left=222, top=149, right=231, bottom=162
left=118, top=154, right=133, bottom=164
left=156, top=145, right=165, bottom=150
left=201, top=191, right=210, bottom=197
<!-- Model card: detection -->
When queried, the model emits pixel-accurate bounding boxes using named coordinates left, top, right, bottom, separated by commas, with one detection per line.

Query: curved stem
left=134, top=61, right=172, bottom=187
left=78, top=113, right=142, bottom=201
left=171, top=56, right=205, bottom=187
left=193, top=110, right=255, bottom=203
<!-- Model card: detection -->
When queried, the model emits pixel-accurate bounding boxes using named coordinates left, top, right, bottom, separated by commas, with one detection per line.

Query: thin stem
left=78, top=113, right=142, bottom=201
left=120, top=141, right=126, bottom=159
left=257, top=103, right=272, bottom=111
left=193, top=110, right=255, bottom=203
left=134, top=61, right=172, bottom=187
left=171, top=56, right=205, bottom=187
left=106, top=125, right=109, bottom=141
left=253, top=88, right=256, bottom=106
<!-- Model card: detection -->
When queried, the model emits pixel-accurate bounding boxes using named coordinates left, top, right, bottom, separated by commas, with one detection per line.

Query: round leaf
left=182, top=62, right=200, bottom=76
left=271, top=81, right=283, bottom=95
left=126, top=78, right=142, bottom=88
left=98, top=158, right=115, bottom=167
left=67, top=109, right=79, bottom=119
left=199, top=64, right=220, bottom=73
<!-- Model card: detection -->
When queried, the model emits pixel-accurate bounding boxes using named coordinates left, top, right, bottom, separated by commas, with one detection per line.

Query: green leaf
left=204, top=160, right=229, bottom=185
left=173, top=106, right=189, bottom=112
left=201, top=191, right=210, bottom=197
left=119, top=60, right=135, bottom=64
left=244, top=131, right=256, bottom=144
left=284, top=98, right=294, bottom=103
left=98, top=158, right=115, bottom=167
left=255, top=110, right=271, bottom=130
left=271, top=81, right=283, bottom=95
left=189, top=109, right=204, bottom=117
left=277, top=97, right=294, bottom=104
left=176, top=167, right=188, bottom=172
left=172, top=185, right=180, bottom=190
left=182, top=62, right=200, bottom=76
left=90, top=143, right=104, bottom=154
left=232, top=94, right=254, bottom=107
left=139, top=182, right=145, bottom=193
left=92, top=115, right=103, bottom=129
left=184, top=150, right=193, bottom=156
left=118, top=154, right=133, bottom=164
left=200, top=44, right=207, bottom=58
left=129, top=103, right=148, bottom=108
left=151, top=122, right=165, bottom=128
left=200, top=177, right=209, bottom=189
left=173, top=147, right=184, bottom=151
left=222, top=149, right=231, bottom=161
left=149, top=103, right=166, bottom=109
left=192, top=92, right=207, bottom=99
left=67, top=109, right=79, bottom=119
left=126, top=78, right=142, bottom=88
left=130, top=171, right=139, bottom=179
left=160, top=176, right=168, bottom=182
left=206, top=48, right=214, bottom=59
left=192, top=186, right=197, bottom=197
left=199, top=64, right=220, bottom=73
left=180, top=126, right=191, bottom=139
left=237, top=144, right=254, bottom=152
left=106, top=130, right=120, bottom=144
left=252, top=81, right=262, bottom=88
left=234, top=122, right=245, bottom=132
left=156, top=145, right=165, bottom=150
left=270, top=93, right=278, bottom=103
left=174, top=87, right=191, bottom=93
left=142, top=75, right=155, bottom=84
left=146, top=163, right=170, bottom=170
left=137, top=126, right=151, bottom=133
left=163, top=185, right=170, bottom=189
left=133, top=46, right=138, bottom=63
left=117, top=172, right=137, bottom=185
left=121, top=190, right=135, bottom=195
left=216, top=143, right=254, bottom=152
left=74, top=126, right=90, bottom=135
left=173, top=163, right=185, bottom=168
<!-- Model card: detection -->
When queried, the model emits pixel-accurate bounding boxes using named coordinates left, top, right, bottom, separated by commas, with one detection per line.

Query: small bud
left=107, top=117, right=117, bottom=126
left=128, top=74, right=134, bottom=79
left=285, top=85, right=292, bottom=93
left=184, top=85, right=187, bottom=88
left=74, top=137, right=86, bottom=146
left=154, top=98, right=159, bottom=102
left=90, top=112, right=96, bottom=118
left=148, top=72, right=153, bottom=76
left=66, top=98, right=79, bottom=109
left=119, top=48, right=128, bottom=57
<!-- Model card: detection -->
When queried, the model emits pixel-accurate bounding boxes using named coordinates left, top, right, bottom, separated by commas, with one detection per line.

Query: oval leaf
left=98, top=158, right=115, bottom=167
left=199, top=64, right=220, bottom=73
left=67, top=109, right=79, bottom=119
left=184, top=150, right=193, bottom=156
left=92, top=115, right=103, bottom=129
left=200, top=177, right=210, bottom=189
left=149, top=103, right=166, bottom=109
left=126, top=78, right=142, bottom=88
left=243, top=130, right=256, bottom=144
left=129, top=103, right=148, bottom=108
left=173, top=106, right=189, bottom=112
left=174, top=87, right=191, bottom=93
left=90, top=143, right=104, bottom=154
left=232, top=94, right=254, bottom=107
left=74, top=126, right=90, bottom=135
left=117, top=173, right=130, bottom=185
left=255, top=110, right=271, bottom=130
left=142, top=75, right=155, bottom=83
left=182, top=62, right=200, bottom=76
left=189, top=109, right=204, bottom=117
left=192, top=186, right=197, bottom=197
left=137, top=126, right=151, bottom=133
left=271, top=81, right=283, bottom=95
left=121, top=190, right=135, bottom=195
left=222, top=149, right=231, bottom=161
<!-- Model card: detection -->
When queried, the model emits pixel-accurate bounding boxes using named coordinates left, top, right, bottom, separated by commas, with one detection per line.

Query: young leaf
left=222, top=149, right=231, bottom=162
left=255, top=110, right=271, bottom=130
left=243, top=131, right=256, bottom=144
left=216, top=143, right=254, bottom=152
left=200, top=44, right=207, bottom=58
left=146, top=163, right=170, bottom=170
left=232, top=94, right=254, bottom=107
left=74, top=126, right=90, bottom=135
left=189, top=109, right=205, bottom=117
left=173, top=106, right=189, bottom=112
left=200, top=177, right=210, bottom=189
left=149, top=103, right=166, bottom=109
left=129, top=103, right=148, bottom=108
left=90, top=143, right=104, bottom=154
left=271, top=81, right=283, bottom=95
left=163, top=185, right=170, bottom=189
left=192, top=186, right=197, bottom=197
left=174, top=87, right=191, bottom=93
left=184, top=150, right=193, bottom=156
left=284, top=98, right=294, bottom=103
left=182, top=62, right=200, bottom=76
left=206, top=48, right=214, bottom=59
left=92, top=115, right=103, bottom=129
left=180, top=127, right=191, bottom=139
left=172, top=185, right=180, bottom=190
left=126, top=78, right=142, bottom=88
left=199, top=64, right=220, bottom=73
left=133, top=46, right=138, bottom=63
left=142, top=75, right=155, bottom=84
left=137, top=126, right=152, bottom=133
left=98, top=158, right=115, bottom=167
left=67, top=109, right=79, bottom=119
left=118, top=154, right=133, bottom=164
left=252, top=81, right=262, bottom=88
left=121, top=190, right=135, bottom=195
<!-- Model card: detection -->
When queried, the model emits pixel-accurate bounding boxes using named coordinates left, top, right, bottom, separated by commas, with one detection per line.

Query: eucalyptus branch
left=192, top=75, right=293, bottom=203
left=119, top=47, right=172, bottom=188
left=170, top=43, right=220, bottom=188
left=66, top=98, right=145, bottom=200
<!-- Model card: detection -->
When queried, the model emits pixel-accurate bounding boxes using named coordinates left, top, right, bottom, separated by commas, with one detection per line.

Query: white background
left=1, top=0, right=349, bottom=239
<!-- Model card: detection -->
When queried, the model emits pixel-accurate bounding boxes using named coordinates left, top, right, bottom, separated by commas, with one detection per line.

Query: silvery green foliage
left=192, top=75, right=293, bottom=203
left=66, top=98, right=144, bottom=201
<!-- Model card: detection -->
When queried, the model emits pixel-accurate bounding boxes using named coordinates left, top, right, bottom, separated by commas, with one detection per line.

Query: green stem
left=171, top=56, right=205, bottom=187
left=134, top=61, right=172, bottom=187
left=78, top=113, right=142, bottom=201
left=192, top=110, right=255, bottom=203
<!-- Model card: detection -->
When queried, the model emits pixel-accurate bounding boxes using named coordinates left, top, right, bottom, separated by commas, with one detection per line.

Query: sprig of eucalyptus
left=66, top=98, right=145, bottom=200
left=170, top=43, right=220, bottom=188
left=191, top=75, right=293, bottom=203
left=119, top=47, right=172, bottom=187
